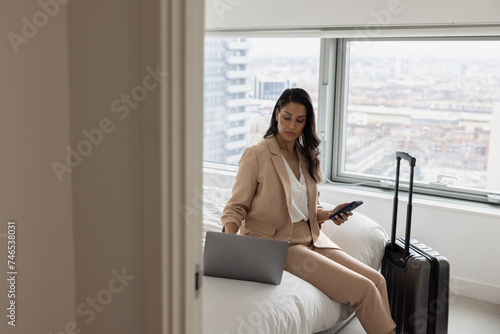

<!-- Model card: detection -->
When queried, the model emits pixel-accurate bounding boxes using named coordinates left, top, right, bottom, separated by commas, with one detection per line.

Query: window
left=203, top=35, right=500, bottom=203
left=329, top=38, right=500, bottom=203
left=203, top=37, right=321, bottom=166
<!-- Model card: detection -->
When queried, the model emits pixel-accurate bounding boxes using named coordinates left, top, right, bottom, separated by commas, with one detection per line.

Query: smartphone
left=329, top=200, right=363, bottom=219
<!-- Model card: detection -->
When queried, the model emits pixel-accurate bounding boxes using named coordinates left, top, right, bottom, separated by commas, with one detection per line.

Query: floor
left=337, top=294, right=500, bottom=333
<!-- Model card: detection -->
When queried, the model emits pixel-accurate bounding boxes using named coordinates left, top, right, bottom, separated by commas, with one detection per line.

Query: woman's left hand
left=329, top=203, right=353, bottom=226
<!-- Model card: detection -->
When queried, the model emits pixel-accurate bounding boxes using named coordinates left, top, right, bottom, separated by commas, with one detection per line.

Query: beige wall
left=67, top=0, right=144, bottom=333
left=0, top=1, right=75, bottom=333
left=1, top=0, right=146, bottom=333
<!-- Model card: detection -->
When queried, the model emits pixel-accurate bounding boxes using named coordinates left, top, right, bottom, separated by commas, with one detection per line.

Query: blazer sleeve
left=316, top=191, right=323, bottom=214
left=221, top=147, right=259, bottom=230
left=316, top=190, right=327, bottom=225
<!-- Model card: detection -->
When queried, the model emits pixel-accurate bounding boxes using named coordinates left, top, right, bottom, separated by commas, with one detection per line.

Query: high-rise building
left=204, top=38, right=252, bottom=165
left=254, top=77, right=298, bottom=101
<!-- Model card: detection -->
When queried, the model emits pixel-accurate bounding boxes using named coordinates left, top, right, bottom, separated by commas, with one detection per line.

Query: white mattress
left=202, top=185, right=388, bottom=334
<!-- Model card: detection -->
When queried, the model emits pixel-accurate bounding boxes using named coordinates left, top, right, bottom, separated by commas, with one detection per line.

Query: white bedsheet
left=202, top=185, right=388, bottom=334
left=203, top=272, right=352, bottom=334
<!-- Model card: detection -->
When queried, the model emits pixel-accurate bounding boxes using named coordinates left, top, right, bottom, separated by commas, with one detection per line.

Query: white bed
left=202, top=185, right=388, bottom=334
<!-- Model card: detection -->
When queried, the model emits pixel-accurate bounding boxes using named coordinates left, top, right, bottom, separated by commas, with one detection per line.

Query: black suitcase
left=381, top=151, right=450, bottom=334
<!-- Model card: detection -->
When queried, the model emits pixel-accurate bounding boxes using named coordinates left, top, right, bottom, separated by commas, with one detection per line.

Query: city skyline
left=344, top=41, right=499, bottom=191
left=203, top=38, right=499, bottom=193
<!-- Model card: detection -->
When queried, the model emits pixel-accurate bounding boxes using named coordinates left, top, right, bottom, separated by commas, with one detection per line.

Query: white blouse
left=281, top=154, right=309, bottom=223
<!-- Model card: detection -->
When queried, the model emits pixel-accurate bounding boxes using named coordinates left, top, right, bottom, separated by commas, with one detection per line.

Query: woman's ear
left=275, top=108, right=280, bottom=122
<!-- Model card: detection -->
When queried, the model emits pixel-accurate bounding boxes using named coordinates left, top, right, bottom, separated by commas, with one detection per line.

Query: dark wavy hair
left=263, top=88, right=323, bottom=183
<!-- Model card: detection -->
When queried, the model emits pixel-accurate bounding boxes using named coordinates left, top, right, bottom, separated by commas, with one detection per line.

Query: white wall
left=0, top=1, right=75, bottom=333
left=206, top=0, right=500, bottom=30
left=317, top=185, right=500, bottom=305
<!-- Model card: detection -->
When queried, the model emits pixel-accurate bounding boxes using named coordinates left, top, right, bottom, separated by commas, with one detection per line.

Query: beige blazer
left=221, top=136, right=338, bottom=249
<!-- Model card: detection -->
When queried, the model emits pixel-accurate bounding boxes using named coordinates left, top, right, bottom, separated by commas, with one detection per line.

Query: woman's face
left=275, top=102, right=307, bottom=144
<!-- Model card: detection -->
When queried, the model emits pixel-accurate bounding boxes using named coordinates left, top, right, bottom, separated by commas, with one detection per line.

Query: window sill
left=202, top=165, right=500, bottom=219
left=319, top=181, right=500, bottom=219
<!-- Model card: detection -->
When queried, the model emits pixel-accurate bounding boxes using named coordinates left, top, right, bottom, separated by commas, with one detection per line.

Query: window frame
left=320, top=37, right=500, bottom=204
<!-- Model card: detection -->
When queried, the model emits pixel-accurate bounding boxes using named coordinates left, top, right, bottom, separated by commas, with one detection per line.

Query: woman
left=221, top=88, right=396, bottom=334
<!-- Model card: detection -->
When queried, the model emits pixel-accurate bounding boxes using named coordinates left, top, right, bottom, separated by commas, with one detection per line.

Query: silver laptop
left=203, top=231, right=289, bottom=285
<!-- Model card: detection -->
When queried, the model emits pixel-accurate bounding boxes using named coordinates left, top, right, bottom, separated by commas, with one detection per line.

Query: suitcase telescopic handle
left=396, top=151, right=416, bottom=167
left=391, top=151, right=416, bottom=258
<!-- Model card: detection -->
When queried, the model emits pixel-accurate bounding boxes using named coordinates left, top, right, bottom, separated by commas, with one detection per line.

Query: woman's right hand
left=328, top=203, right=353, bottom=226
left=223, top=222, right=238, bottom=234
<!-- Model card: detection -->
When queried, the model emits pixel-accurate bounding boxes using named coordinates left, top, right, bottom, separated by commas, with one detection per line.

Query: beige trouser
left=284, top=221, right=396, bottom=334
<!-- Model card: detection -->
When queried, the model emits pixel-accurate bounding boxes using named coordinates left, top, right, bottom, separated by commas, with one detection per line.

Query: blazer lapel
left=298, top=150, right=318, bottom=222
left=266, top=137, right=293, bottom=220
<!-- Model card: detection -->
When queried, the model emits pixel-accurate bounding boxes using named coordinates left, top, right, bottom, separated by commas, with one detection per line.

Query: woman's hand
left=328, top=203, right=353, bottom=226
left=222, top=222, right=238, bottom=234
